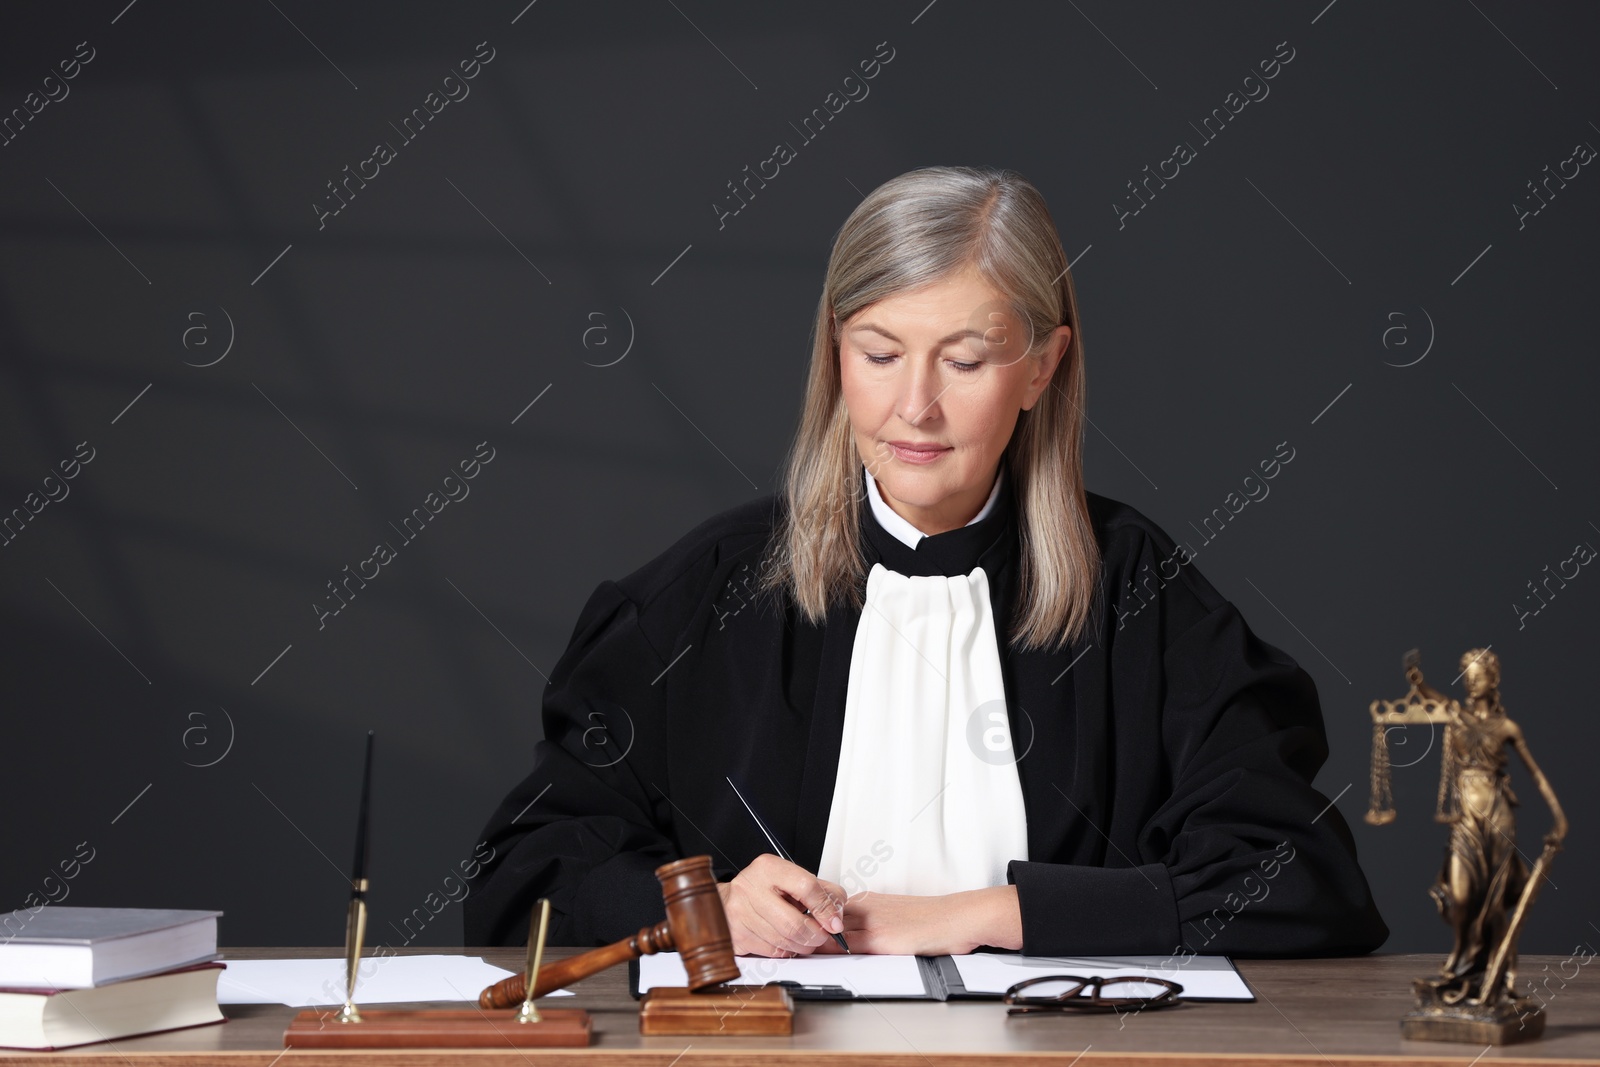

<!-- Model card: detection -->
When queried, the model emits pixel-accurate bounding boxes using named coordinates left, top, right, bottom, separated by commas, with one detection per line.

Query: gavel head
left=655, top=855, right=740, bottom=990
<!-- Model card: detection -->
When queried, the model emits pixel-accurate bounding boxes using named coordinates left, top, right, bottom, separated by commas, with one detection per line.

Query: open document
left=636, top=951, right=1252, bottom=1001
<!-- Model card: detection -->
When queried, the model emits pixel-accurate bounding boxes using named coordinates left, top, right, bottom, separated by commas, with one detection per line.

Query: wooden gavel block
left=639, top=984, right=794, bottom=1035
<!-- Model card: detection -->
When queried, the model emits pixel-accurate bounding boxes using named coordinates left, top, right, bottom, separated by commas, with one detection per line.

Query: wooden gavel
left=478, top=854, right=739, bottom=1009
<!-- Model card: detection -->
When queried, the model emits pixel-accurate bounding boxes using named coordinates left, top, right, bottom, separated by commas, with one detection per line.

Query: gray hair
left=758, top=165, right=1099, bottom=652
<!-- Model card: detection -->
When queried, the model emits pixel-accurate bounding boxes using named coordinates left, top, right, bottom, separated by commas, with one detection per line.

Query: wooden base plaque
left=640, top=984, right=794, bottom=1035
left=283, top=1007, right=592, bottom=1048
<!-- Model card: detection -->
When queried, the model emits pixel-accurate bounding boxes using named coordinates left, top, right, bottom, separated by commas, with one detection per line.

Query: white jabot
left=817, top=470, right=1029, bottom=898
left=863, top=463, right=1004, bottom=549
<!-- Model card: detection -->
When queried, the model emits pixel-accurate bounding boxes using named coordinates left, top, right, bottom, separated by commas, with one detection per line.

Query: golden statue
left=1366, top=648, right=1568, bottom=1044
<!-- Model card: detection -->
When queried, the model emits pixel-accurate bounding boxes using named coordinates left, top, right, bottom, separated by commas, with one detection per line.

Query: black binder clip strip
left=766, top=980, right=855, bottom=1000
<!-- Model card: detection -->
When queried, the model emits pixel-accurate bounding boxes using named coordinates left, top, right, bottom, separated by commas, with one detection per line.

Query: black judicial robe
left=462, top=469, right=1389, bottom=956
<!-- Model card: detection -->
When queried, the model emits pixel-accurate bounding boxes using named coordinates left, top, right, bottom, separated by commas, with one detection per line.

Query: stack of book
left=0, top=907, right=225, bottom=1050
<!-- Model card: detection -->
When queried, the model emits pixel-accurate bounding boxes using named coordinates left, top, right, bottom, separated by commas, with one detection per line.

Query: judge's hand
left=716, top=854, right=848, bottom=957
left=835, top=886, right=1023, bottom=956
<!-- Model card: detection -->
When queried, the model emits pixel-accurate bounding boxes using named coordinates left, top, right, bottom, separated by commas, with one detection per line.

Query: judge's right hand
left=716, top=854, right=848, bottom=957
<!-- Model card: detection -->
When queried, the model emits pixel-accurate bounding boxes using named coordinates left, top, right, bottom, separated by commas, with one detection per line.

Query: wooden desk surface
left=3, top=947, right=1595, bottom=1066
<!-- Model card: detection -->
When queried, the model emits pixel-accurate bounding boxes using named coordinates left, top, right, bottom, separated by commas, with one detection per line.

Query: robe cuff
left=570, top=851, right=673, bottom=944
left=1007, top=859, right=1180, bottom=956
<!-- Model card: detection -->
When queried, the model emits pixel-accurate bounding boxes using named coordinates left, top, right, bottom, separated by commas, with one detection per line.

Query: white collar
left=863, top=463, right=1004, bottom=550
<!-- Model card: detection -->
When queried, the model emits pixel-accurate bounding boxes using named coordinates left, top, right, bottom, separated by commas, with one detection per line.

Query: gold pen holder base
left=284, top=1007, right=592, bottom=1048
left=640, top=984, right=793, bottom=1035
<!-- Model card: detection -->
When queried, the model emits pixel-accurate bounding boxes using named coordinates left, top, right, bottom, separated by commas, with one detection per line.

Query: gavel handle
left=478, top=919, right=675, bottom=1009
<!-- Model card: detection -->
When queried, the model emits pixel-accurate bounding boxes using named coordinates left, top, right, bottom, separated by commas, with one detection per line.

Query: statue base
left=1400, top=978, right=1544, bottom=1045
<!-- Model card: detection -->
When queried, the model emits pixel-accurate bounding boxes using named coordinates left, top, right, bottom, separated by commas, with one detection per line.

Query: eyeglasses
left=1001, top=974, right=1184, bottom=1015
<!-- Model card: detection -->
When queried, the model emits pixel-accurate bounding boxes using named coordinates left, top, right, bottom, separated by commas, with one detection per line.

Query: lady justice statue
left=1366, top=648, right=1568, bottom=1044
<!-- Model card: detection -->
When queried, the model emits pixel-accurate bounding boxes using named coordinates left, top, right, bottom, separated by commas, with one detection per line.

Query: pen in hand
left=726, top=776, right=851, bottom=953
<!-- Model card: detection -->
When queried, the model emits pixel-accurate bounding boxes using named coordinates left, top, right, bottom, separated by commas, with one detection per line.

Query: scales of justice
left=1365, top=648, right=1569, bottom=1044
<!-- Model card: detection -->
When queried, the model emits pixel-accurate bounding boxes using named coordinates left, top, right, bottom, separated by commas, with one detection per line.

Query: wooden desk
left=3, top=947, right=1595, bottom=1065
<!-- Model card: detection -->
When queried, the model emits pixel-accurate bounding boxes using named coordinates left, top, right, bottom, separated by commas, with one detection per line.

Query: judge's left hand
left=821, top=885, right=1023, bottom=955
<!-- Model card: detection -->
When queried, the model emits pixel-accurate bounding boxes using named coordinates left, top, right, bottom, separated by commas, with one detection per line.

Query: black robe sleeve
left=462, top=578, right=681, bottom=948
left=1007, top=504, right=1389, bottom=958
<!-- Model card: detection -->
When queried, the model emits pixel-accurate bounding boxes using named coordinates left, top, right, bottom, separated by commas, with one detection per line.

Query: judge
left=463, top=165, right=1389, bottom=959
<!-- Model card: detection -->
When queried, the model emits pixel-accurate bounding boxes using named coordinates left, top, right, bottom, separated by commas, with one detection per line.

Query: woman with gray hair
left=465, top=165, right=1388, bottom=960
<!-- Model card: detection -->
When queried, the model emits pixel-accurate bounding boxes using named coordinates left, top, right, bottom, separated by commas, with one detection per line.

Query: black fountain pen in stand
left=726, top=776, right=850, bottom=953
left=337, top=730, right=376, bottom=1024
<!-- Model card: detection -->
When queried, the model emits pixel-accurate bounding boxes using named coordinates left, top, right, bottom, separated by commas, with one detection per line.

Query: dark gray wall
left=1, top=1, right=1594, bottom=959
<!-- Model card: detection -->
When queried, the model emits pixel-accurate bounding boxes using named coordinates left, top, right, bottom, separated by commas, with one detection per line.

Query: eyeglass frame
left=1001, top=973, right=1185, bottom=1015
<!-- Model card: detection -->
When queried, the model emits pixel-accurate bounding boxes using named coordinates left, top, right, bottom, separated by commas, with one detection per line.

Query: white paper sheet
left=951, top=953, right=1252, bottom=1000
left=216, top=955, right=573, bottom=1006
left=638, top=952, right=929, bottom=997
